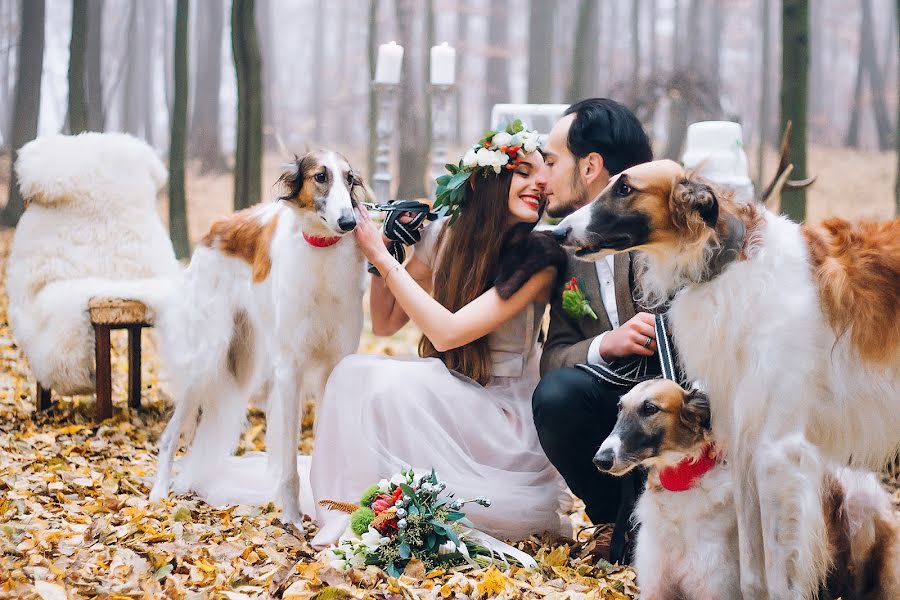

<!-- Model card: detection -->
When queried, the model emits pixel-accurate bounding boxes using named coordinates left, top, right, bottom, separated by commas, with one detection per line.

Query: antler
left=759, top=120, right=817, bottom=213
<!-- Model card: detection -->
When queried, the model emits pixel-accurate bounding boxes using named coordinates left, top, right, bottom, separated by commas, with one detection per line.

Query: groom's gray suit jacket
left=539, top=251, right=637, bottom=376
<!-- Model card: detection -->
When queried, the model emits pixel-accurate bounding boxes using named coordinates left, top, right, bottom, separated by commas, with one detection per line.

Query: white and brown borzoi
left=555, top=160, right=900, bottom=599
left=150, top=150, right=366, bottom=529
left=595, top=379, right=899, bottom=600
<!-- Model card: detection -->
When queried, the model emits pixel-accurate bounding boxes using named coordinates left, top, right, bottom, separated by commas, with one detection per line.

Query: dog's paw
left=281, top=509, right=305, bottom=533
left=149, top=482, right=169, bottom=502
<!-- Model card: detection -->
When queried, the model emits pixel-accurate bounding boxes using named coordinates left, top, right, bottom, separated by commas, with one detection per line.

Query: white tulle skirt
left=309, top=353, right=569, bottom=547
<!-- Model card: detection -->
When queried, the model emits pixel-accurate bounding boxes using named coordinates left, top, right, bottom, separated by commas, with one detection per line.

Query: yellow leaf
left=194, top=558, right=216, bottom=573
left=425, top=567, right=446, bottom=579
left=476, top=566, right=509, bottom=598
left=541, top=544, right=570, bottom=568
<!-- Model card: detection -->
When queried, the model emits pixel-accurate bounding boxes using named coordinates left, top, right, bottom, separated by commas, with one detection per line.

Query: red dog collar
left=658, top=443, right=718, bottom=492
left=303, top=232, right=342, bottom=247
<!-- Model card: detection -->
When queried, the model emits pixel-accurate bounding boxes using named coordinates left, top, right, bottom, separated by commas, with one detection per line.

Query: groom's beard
left=546, top=169, right=591, bottom=218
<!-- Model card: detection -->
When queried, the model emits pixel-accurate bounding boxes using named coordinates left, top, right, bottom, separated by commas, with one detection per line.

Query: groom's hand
left=598, top=312, right=656, bottom=359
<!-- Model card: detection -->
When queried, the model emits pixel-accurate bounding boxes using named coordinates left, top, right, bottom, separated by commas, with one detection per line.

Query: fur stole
left=494, top=231, right=567, bottom=299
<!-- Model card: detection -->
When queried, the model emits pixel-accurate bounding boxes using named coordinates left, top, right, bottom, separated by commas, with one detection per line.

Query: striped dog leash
left=363, top=200, right=437, bottom=275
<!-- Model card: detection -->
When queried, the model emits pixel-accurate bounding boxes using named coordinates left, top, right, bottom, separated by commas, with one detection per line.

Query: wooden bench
left=36, top=298, right=153, bottom=421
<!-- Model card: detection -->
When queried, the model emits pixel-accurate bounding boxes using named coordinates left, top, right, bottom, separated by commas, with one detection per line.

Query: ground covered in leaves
left=0, top=229, right=642, bottom=599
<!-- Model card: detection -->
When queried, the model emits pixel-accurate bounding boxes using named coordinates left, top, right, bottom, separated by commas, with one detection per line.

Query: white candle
left=374, top=41, right=404, bottom=84
left=430, top=42, right=456, bottom=85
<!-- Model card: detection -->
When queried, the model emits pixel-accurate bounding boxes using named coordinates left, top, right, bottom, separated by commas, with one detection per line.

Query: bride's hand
left=354, top=207, right=394, bottom=268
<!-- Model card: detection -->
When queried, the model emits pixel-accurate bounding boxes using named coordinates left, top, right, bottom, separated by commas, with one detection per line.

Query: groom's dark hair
left=563, top=98, right=653, bottom=176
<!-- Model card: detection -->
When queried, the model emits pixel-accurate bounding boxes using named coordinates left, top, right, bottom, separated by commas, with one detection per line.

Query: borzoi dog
left=150, top=150, right=366, bottom=529
left=555, top=160, right=900, bottom=599
left=595, top=379, right=899, bottom=600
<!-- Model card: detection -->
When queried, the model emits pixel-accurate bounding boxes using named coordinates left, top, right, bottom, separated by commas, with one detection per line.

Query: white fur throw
left=7, top=132, right=181, bottom=395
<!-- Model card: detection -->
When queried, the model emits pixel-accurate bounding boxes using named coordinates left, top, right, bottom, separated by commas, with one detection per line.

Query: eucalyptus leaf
left=399, top=542, right=411, bottom=560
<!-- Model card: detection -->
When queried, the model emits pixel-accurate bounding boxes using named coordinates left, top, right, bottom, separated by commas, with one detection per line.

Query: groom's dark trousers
left=534, top=251, right=650, bottom=561
left=533, top=367, right=642, bottom=525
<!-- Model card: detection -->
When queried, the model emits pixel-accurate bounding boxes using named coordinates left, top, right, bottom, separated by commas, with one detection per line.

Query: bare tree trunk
left=455, top=0, right=468, bottom=143
left=85, top=0, right=103, bottom=131
left=485, top=0, right=510, bottom=113
left=68, top=0, right=88, bottom=134
left=859, top=0, right=892, bottom=150
left=757, top=0, right=771, bottom=187
left=568, top=0, right=600, bottom=101
left=367, top=0, right=378, bottom=179
left=169, top=0, right=190, bottom=258
left=0, top=0, right=16, bottom=148
left=2, top=0, right=44, bottom=227
left=845, top=5, right=865, bottom=148
left=189, top=0, right=226, bottom=172
left=672, top=0, right=681, bottom=70
left=139, top=1, right=156, bottom=144
left=895, top=0, right=899, bottom=215
left=311, top=0, right=325, bottom=142
left=710, top=0, right=722, bottom=108
left=527, top=0, right=554, bottom=103
left=231, top=0, right=263, bottom=210
left=630, top=0, right=641, bottom=104
left=121, top=4, right=140, bottom=135
left=663, top=0, right=692, bottom=159
left=780, top=0, right=809, bottom=220
left=255, top=0, right=277, bottom=151
left=394, top=0, right=428, bottom=198
left=648, top=0, right=657, bottom=77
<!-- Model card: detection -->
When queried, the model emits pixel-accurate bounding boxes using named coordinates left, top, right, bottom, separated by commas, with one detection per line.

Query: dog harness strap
left=303, top=233, right=343, bottom=247
left=655, top=314, right=678, bottom=381
left=658, top=442, right=718, bottom=492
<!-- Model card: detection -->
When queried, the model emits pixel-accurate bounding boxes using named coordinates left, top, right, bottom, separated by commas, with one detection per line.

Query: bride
left=311, top=124, right=569, bottom=546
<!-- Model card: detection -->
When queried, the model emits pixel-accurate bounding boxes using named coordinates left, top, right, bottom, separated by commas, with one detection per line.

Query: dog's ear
left=350, top=173, right=372, bottom=208
left=276, top=154, right=308, bottom=201
left=670, top=178, right=719, bottom=231
left=680, top=388, right=711, bottom=432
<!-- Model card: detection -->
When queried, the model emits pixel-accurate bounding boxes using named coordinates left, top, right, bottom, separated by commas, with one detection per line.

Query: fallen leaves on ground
left=0, top=230, right=640, bottom=599
left=0, top=227, right=896, bottom=599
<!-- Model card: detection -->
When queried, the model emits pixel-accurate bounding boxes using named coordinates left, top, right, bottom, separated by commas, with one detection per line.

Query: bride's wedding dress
left=310, top=220, right=568, bottom=546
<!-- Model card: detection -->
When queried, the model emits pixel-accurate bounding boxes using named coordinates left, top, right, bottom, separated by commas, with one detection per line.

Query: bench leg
left=127, top=326, right=142, bottom=410
left=94, top=323, right=112, bottom=421
left=36, top=383, right=52, bottom=412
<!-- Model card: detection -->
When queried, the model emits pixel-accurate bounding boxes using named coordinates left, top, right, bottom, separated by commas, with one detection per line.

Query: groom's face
left=542, top=114, right=590, bottom=218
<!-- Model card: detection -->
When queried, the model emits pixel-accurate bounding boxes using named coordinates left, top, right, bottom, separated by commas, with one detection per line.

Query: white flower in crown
left=492, top=150, right=510, bottom=173
left=491, top=131, right=513, bottom=147
left=462, top=148, right=479, bottom=168
left=475, top=147, right=495, bottom=167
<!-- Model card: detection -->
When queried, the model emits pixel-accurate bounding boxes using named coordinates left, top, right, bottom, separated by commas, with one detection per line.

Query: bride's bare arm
left=356, top=207, right=555, bottom=349
left=373, top=257, right=555, bottom=351
left=369, top=256, right=432, bottom=336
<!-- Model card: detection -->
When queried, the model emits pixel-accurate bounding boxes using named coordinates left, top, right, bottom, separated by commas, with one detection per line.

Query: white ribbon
left=464, top=529, right=538, bottom=570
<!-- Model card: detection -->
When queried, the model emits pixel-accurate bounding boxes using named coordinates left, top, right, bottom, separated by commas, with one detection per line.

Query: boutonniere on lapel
left=562, top=277, right=598, bottom=320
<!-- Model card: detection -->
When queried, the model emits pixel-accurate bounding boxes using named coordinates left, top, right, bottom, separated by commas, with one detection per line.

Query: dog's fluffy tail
left=832, top=467, right=900, bottom=598
left=156, top=247, right=254, bottom=401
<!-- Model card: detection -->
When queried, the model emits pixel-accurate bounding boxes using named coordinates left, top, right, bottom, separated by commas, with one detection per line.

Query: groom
left=533, top=98, right=656, bottom=561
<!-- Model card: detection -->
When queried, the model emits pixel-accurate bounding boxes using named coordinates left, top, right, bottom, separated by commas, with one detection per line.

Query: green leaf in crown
left=432, top=119, right=543, bottom=224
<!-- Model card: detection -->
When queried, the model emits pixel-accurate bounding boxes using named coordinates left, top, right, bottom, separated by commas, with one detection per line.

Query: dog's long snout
left=337, top=210, right=357, bottom=232
left=593, top=448, right=614, bottom=472
left=552, top=225, right=571, bottom=243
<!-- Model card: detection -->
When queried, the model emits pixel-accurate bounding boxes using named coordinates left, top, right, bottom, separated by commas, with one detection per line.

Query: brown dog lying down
left=594, top=379, right=899, bottom=600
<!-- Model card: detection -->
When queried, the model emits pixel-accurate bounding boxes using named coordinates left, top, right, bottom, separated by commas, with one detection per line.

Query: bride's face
left=506, top=151, right=546, bottom=224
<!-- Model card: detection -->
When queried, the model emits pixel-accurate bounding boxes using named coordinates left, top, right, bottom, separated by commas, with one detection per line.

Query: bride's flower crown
left=434, top=119, right=543, bottom=223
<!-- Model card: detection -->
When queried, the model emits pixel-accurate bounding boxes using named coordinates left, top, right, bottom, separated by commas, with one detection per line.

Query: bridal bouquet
left=320, top=468, right=535, bottom=577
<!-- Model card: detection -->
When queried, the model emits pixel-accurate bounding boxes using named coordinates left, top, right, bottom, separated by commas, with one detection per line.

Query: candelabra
left=372, top=82, right=399, bottom=203
left=429, top=84, right=456, bottom=199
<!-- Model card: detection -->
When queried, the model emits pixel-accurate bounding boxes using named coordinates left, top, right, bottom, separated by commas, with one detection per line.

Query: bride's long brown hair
left=418, top=170, right=539, bottom=385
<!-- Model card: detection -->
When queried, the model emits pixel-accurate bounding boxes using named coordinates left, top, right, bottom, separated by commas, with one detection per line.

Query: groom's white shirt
left=586, top=255, right=618, bottom=366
